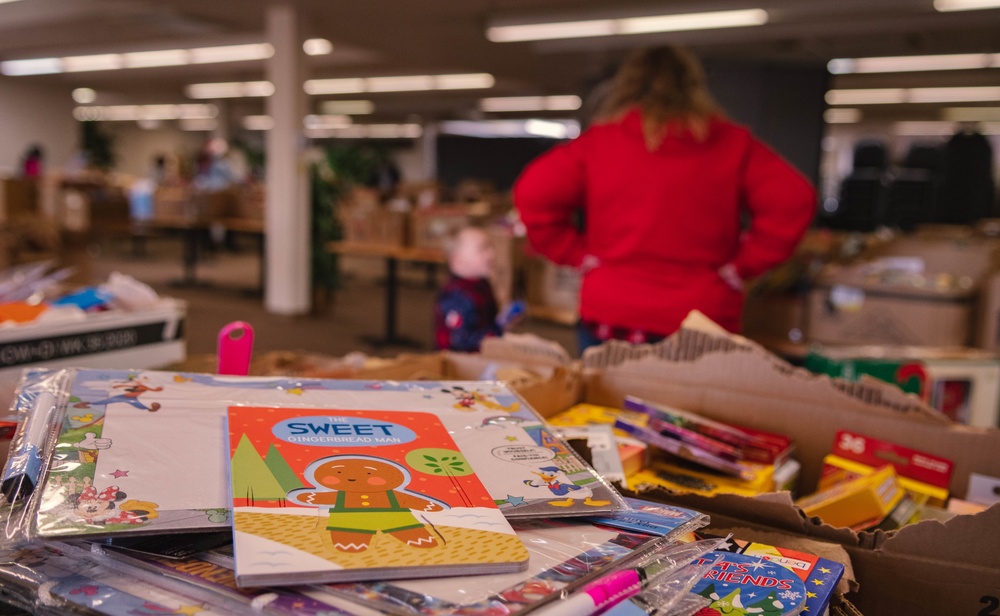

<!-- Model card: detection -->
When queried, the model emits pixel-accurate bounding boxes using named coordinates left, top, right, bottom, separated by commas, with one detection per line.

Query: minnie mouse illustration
left=69, top=485, right=127, bottom=526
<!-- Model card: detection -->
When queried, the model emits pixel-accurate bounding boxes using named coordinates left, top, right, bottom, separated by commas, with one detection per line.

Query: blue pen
left=1, top=390, right=57, bottom=502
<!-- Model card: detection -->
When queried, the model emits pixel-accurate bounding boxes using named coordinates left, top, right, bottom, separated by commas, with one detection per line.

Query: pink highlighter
left=217, top=321, right=254, bottom=376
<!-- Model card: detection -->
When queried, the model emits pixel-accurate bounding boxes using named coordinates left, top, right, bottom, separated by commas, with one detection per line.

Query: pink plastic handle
left=217, top=321, right=254, bottom=376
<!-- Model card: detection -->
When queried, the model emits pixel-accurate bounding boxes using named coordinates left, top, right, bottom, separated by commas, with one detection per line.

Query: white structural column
left=264, top=4, right=311, bottom=315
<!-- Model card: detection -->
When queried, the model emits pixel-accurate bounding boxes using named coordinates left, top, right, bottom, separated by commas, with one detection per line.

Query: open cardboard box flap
left=579, top=312, right=1000, bottom=499
left=480, top=333, right=574, bottom=367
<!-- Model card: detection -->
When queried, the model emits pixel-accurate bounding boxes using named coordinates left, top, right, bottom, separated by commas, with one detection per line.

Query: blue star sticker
left=504, top=495, right=527, bottom=507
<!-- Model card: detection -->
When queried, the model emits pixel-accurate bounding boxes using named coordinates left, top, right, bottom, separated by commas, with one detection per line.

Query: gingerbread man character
left=288, top=455, right=448, bottom=553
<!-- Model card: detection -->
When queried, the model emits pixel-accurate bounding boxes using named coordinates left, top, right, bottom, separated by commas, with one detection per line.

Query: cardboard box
left=570, top=314, right=1000, bottom=615
left=0, top=299, right=187, bottom=408
left=807, top=345, right=1000, bottom=428
left=525, top=257, right=579, bottom=325
left=409, top=205, right=473, bottom=251
left=807, top=235, right=1000, bottom=347
left=742, top=291, right=807, bottom=345
left=488, top=225, right=524, bottom=308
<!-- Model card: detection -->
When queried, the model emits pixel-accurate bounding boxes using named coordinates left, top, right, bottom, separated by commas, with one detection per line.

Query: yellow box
left=818, top=454, right=948, bottom=508
left=797, top=465, right=904, bottom=529
left=629, top=458, right=775, bottom=498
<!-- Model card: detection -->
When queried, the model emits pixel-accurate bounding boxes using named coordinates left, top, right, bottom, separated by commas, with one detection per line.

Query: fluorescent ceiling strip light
left=823, top=108, right=863, bottom=123
left=0, top=0, right=26, bottom=4
left=73, top=103, right=217, bottom=122
left=305, top=123, right=423, bottom=139
left=0, top=57, right=61, bottom=76
left=242, top=115, right=275, bottom=131
left=486, top=9, right=767, bottom=42
left=908, top=86, right=1000, bottom=103
left=934, top=0, right=1000, bottom=11
left=2, top=42, right=287, bottom=76
left=304, top=114, right=353, bottom=129
left=320, top=100, right=375, bottom=115
left=826, top=86, right=1000, bottom=105
left=891, top=121, right=1000, bottom=136
left=942, top=107, right=1000, bottom=121
left=825, top=88, right=907, bottom=105
left=439, top=119, right=580, bottom=138
left=189, top=43, right=273, bottom=64
left=304, top=73, right=494, bottom=95
left=123, top=49, right=190, bottom=69
left=185, top=81, right=274, bottom=99
left=480, top=95, right=582, bottom=112
left=63, top=53, right=123, bottom=72
left=618, top=9, right=768, bottom=34
left=828, top=53, right=998, bottom=74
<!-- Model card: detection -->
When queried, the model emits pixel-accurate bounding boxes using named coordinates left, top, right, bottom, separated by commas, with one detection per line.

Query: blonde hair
left=596, top=45, right=719, bottom=150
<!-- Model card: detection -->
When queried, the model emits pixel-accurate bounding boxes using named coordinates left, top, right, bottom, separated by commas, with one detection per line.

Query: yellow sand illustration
left=235, top=511, right=525, bottom=567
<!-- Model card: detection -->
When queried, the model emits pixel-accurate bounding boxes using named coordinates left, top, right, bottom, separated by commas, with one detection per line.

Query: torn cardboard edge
left=582, top=311, right=950, bottom=424
left=480, top=333, right=573, bottom=367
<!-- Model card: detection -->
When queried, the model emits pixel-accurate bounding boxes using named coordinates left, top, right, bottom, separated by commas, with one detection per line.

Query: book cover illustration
left=699, top=533, right=845, bottom=615
left=321, top=517, right=669, bottom=616
left=689, top=552, right=806, bottom=616
left=228, top=406, right=529, bottom=586
left=33, top=370, right=622, bottom=539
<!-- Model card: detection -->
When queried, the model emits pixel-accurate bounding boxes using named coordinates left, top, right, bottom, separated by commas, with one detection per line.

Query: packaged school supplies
left=0, top=369, right=624, bottom=544
left=818, top=430, right=952, bottom=507
left=796, top=465, right=911, bottom=530
left=315, top=511, right=712, bottom=616
left=227, top=406, right=530, bottom=587
left=629, top=459, right=777, bottom=498
left=584, top=497, right=709, bottom=537
left=0, top=542, right=228, bottom=616
left=548, top=403, right=650, bottom=480
left=624, top=397, right=795, bottom=466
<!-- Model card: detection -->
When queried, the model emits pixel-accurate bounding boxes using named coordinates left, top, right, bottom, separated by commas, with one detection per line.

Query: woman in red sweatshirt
left=514, top=45, right=816, bottom=352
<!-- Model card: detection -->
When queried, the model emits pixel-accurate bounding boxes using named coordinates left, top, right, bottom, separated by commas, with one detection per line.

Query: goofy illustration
left=74, top=376, right=163, bottom=412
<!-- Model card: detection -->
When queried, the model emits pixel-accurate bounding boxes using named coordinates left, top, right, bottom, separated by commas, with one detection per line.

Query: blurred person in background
left=20, top=145, right=43, bottom=178
left=514, top=45, right=816, bottom=354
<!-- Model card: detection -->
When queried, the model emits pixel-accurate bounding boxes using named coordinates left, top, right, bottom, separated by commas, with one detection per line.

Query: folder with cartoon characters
left=227, top=406, right=531, bottom=586
left=18, top=369, right=623, bottom=542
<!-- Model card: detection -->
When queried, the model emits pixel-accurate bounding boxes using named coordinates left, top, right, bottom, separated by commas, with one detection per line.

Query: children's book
left=687, top=532, right=845, bottom=616
left=17, top=369, right=623, bottom=540
left=689, top=552, right=807, bottom=616
left=227, top=406, right=530, bottom=586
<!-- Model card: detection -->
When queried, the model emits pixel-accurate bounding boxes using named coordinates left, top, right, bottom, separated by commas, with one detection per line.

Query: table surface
left=326, top=240, right=445, bottom=264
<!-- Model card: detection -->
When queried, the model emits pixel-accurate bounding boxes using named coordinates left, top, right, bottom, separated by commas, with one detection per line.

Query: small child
left=434, top=226, right=520, bottom=352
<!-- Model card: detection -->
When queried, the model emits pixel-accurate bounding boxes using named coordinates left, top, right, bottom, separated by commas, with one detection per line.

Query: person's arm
left=729, top=139, right=817, bottom=281
left=513, top=140, right=589, bottom=267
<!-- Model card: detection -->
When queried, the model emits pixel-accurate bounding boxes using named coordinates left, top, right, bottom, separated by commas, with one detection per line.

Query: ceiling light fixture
left=1, top=42, right=277, bottom=76
left=825, top=86, right=1000, bottom=105
left=942, top=107, right=1000, bottom=122
left=894, top=121, right=1000, bottom=135
left=934, top=0, right=1000, bottom=11
left=823, top=108, right=863, bottom=123
left=304, top=73, right=494, bottom=95
left=439, top=119, right=580, bottom=139
left=320, top=100, right=375, bottom=115
left=305, top=123, right=423, bottom=139
left=185, top=81, right=275, bottom=99
left=242, top=115, right=275, bottom=131
left=828, top=53, right=999, bottom=74
left=303, top=38, right=334, bottom=56
left=73, top=103, right=218, bottom=122
left=72, top=88, right=97, bottom=104
left=486, top=9, right=767, bottom=42
left=480, top=95, right=582, bottom=112
left=62, top=53, right=123, bottom=73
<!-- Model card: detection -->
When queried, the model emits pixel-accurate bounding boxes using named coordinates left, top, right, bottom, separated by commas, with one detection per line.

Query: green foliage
left=80, top=122, right=115, bottom=171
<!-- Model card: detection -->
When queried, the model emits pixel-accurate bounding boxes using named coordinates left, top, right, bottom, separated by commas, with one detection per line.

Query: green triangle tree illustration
left=747, top=590, right=787, bottom=615
left=265, top=444, right=303, bottom=493
left=231, top=434, right=286, bottom=504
